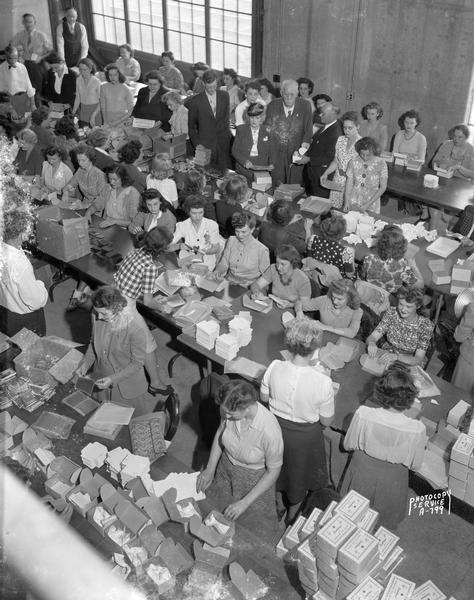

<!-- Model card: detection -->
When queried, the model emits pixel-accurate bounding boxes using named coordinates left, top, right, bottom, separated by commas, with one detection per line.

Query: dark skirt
left=211, top=452, right=278, bottom=524
left=276, top=416, right=328, bottom=505
left=0, top=305, right=46, bottom=337
left=340, top=450, right=408, bottom=529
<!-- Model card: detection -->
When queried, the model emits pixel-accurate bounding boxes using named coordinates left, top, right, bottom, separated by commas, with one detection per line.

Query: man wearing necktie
left=188, top=69, right=232, bottom=171
left=264, top=79, right=312, bottom=186
left=56, top=7, right=89, bottom=68
left=0, top=45, right=36, bottom=118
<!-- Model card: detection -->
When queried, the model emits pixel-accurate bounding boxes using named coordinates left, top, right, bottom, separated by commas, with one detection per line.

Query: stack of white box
left=120, top=453, right=150, bottom=486
left=228, top=316, right=252, bottom=347
left=105, top=447, right=131, bottom=481
left=81, top=441, right=108, bottom=469
left=195, top=320, right=220, bottom=350
left=449, top=433, right=474, bottom=505
left=215, top=333, right=239, bottom=361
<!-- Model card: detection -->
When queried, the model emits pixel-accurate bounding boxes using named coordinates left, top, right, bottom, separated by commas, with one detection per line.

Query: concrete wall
left=0, top=0, right=52, bottom=50
left=262, top=0, right=474, bottom=157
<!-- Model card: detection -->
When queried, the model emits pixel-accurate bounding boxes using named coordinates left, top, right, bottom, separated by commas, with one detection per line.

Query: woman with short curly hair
left=360, top=224, right=423, bottom=293
left=0, top=203, right=48, bottom=336
left=366, top=283, right=433, bottom=366
left=341, top=363, right=427, bottom=528
left=100, top=63, right=134, bottom=127
left=260, top=319, right=334, bottom=523
left=393, top=109, right=427, bottom=162
left=305, top=213, right=355, bottom=279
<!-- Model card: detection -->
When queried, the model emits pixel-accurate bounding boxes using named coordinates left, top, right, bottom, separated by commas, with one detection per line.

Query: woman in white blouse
left=41, top=145, right=73, bottom=194
left=170, top=196, right=221, bottom=270
left=261, top=319, right=334, bottom=524
left=341, top=363, right=427, bottom=529
left=72, top=58, right=101, bottom=127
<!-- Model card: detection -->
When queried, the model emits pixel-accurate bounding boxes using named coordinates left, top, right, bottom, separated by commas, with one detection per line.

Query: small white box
left=450, top=433, right=474, bottom=465
left=412, top=579, right=447, bottom=600
left=447, top=400, right=470, bottom=429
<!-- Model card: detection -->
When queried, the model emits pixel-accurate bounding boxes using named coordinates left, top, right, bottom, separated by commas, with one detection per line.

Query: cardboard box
left=450, top=265, right=473, bottom=295
left=451, top=433, right=474, bottom=465
left=412, top=580, right=447, bottom=600
left=346, top=576, right=384, bottom=600
left=447, top=400, right=470, bottom=429
left=162, top=488, right=202, bottom=523
left=356, top=509, right=379, bottom=534
left=428, top=259, right=452, bottom=286
left=300, top=507, right=323, bottom=539
left=335, top=491, right=370, bottom=524
left=193, top=540, right=230, bottom=569
left=448, top=460, right=469, bottom=481
left=381, top=574, right=415, bottom=600
left=374, top=527, right=399, bottom=562
left=152, top=133, right=187, bottom=158
left=145, top=561, right=176, bottom=595
left=188, top=511, right=235, bottom=547
left=316, top=514, right=357, bottom=559
left=66, top=469, right=107, bottom=517
left=36, top=206, right=90, bottom=262
left=338, top=529, right=379, bottom=574
left=156, top=537, right=194, bottom=575
left=87, top=503, right=118, bottom=536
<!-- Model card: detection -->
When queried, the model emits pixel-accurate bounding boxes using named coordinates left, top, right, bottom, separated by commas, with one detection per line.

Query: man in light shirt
left=56, top=7, right=89, bottom=68
left=0, top=45, right=36, bottom=118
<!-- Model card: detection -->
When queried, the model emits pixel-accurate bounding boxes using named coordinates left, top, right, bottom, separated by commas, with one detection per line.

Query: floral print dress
left=360, top=255, right=417, bottom=294
left=347, top=155, right=388, bottom=214
left=329, top=135, right=361, bottom=209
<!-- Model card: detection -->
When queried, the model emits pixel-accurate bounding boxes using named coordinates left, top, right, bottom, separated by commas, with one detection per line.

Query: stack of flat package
left=105, top=446, right=131, bottom=481
left=215, top=333, right=239, bottom=361
left=195, top=320, right=220, bottom=350
left=83, top=403, right=135, bottom=441
left=449, top=433, right=474, bottom=505
left=228, top=316, right=252, bottom=347
left=120, top=453, right=151, bottom=486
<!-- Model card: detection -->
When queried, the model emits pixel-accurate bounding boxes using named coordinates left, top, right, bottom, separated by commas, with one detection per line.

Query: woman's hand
left=251, top=290, right=266, bottom=301
left=95, top=377, right=113, bottom=389
left=75, top=362, right=88, bottom=377
left=196, top=468, right=215, bottom=493
left=272, top=296, right=292, bottom=309
left=267, top=164, right=274, bottom=171
left=378, top=351, right=397, bottom=366
left=460, top=236, right=474, bottom=247
left=367, top=341, right=378, bottom=358
left=129, top=224, right=143, bottom=235
left=224, top=499, right=249, bottom=521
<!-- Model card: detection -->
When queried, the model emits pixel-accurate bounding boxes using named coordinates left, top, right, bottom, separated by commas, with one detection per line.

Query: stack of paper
left=228, top=316, right=252, bottom=347
left=8, top=378, right=45, bottom=412
left=0, top=412, right=28, bottom=436
left=120, top=453, right=150, bottom=485
left=105, top=446, right=131, bottom=480
left=195, top=320, right=220, bottom=350
left=33, top=411, right=75, bottom=440
left=81, top=441, right=108, bottom=469
left=215, top=333, right=239, bottom=361
left=152, top=472, right=206, bottom=502
left=84, top=403, right=135, bottom=441
left=0, top=368, right=15, bottom=386
left=62, top=391, right=100, bottom=416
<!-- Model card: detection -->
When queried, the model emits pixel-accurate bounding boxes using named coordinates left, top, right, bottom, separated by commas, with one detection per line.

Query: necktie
left=287, top=110, right=292, bottom=120
left=8, top=65, right=16, bottom=69
left=210, top=96, right=216, bottom=116
left=27, top=32, right=32, bottom=50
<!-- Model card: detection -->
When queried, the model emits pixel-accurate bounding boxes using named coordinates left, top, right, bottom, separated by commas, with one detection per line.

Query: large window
left=91, top=0, right=256, bottom=76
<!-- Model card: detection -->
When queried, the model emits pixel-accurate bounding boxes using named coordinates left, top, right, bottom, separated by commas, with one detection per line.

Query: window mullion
left=163, top=0, right=169, bottom=51
left=123, top=0, right=131, bottom=44
left=205, top=0, right=211, bottom=66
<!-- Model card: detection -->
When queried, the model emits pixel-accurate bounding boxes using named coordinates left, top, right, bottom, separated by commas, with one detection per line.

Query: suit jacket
left=264, top=97, right=313, bottom=154
left=132, top=86, right=172, bottom=131
left=232, top=124, right=276, bottom=168
left=188, top=90, right=232, bottom=169
left=83, top=312, right=149, bottom=400
left=308, top=120, right=344, bottom=167
left=93, top=148, right=116, bottom=172
left=43, top=70, right=77, bottom=108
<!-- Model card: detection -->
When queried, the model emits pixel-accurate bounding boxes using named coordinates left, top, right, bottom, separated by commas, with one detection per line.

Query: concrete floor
left=40, top=270, right=474, bottom=600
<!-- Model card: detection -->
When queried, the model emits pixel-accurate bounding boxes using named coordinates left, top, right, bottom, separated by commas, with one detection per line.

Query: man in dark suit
left=232, top=102, right=276, bottom=185
left=43, top=52, right=77, bottom=109
left=304, top=103, right=343, bottom=197
left=188, top=69, right=232, bottom=171
left=263, top=79, right=313, bottom=186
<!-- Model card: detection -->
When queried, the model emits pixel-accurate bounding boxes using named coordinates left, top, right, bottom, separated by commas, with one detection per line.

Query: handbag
left=129, top=412, right=167, bottom=463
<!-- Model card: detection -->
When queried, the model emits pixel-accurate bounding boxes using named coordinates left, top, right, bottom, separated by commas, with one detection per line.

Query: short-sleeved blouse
left=75, top=75, right=101, bottom=105
left=361, top=254, right=417, bottom=294
left=301, top=295, right=363, bottom=332
left=261, top=360, right=334, bottom=424
left=102, top=186, right=140, bottom=222
left=343, top=405, right=427, bottom=469
left=392, top=130, right=427, bottom=162
left=41, top=160, right=73, bottom=192
left=347, top=155, right=388, bottom=214
left=374, top=307, right=433, bottom=355
left=308, top=234, right=355, bottom=278
left=221, top=402, right=283, bottom=471
left=262, top=264, right=311, bottom=302
left=432, top=140, right=474, bottom=172
left=116, top=57, right=141, bottom=82
left=359, top=121, right=388, bottom=152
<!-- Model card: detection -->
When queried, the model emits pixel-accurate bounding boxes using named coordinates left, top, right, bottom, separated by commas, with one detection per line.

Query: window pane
left=210, top=40, right=224, bottom=71
left=239, top=0, right=252, bottom=13
left=130, top=22, right=142, bottom=50
left=129, top=4, right=140, bottom=22
left=180, top=33, right=195, bottom=63
left=210, top=0, right=223, bottom=7
left=237, top=46, right=251, bottom=77
left=104, top=17, right=117, bottom=44
left=193, top=36, right=206, bottom=62
left=179, top=5, right=193, bottom=34
left=141, top=25, right=153, bottom=53
left=93, top=15, right=105, bottom=41
left=150, top=0, right=163, bottom=21
left=153, top=28, right=164, bottom=54
left=224, top=43, right=238, bottom=70
left=167, top=1, right=180, bottom=31
left=91, top=0, right=103, bottom=14
left=224, top=0, right=238, bottom=10
left=139, top=1, right=152, bottom=25
left=115, top=19, right=127, bottom=45
left=210, top=9, right=223, bottom=41
left=238, top=13, right=252, bottom=46
left=223, top=11, right=237, bottom=44
left=192, top=4, right=206, bottom=36
left=168, top=30, right=181, bottom=57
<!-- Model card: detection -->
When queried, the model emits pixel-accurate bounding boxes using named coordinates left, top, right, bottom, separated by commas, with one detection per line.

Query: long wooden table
left=386, top=164, right=474, bottom=215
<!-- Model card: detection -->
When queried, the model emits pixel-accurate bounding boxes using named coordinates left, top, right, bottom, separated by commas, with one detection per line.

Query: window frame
left=86, top=0, right=263, bottom=78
